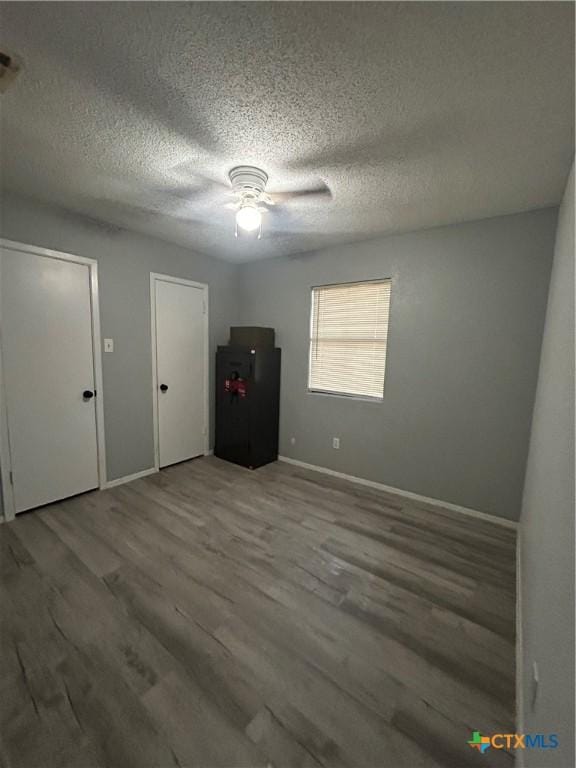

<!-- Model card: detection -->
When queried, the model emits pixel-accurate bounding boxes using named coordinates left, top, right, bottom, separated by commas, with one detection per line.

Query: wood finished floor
left=1, top=457, right=516, bottom=768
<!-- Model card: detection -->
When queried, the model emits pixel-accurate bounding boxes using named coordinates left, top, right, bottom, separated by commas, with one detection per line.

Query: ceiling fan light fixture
left=236, top=204, right=262, bottom=232
left=227, top=164, right=330, bottom=241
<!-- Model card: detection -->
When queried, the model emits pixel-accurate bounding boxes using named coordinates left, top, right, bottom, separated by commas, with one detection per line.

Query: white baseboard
left=516, top=535, right=525, bottom=764
left=278, top=455, right=518, bottom=530
left=105, top=453, right=212, bottom=490
left=103, top=466, right=158, bottom=489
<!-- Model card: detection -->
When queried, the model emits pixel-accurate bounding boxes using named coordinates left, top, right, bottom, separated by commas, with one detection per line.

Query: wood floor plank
left=0, top=456, right=516, bottom=767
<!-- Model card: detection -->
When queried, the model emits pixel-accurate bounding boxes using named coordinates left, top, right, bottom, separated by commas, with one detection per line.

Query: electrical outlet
left=332, top=437, right=340, bottom=449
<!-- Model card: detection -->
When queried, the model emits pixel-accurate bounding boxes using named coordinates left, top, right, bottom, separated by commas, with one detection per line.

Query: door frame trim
left=149, top=272, right=210, bottom=471
left=0, top=238, right=107, bottom=521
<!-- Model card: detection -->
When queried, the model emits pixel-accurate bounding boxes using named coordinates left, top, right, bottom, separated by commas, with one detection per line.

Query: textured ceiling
left=1, top=2, right=574, bottom=262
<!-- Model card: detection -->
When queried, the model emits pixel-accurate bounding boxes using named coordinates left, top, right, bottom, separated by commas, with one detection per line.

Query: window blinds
left=308, top=279, right=391, bottom=399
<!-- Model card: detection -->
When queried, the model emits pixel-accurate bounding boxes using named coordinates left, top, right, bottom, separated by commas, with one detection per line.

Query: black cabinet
left=215, top=345, right=281, bottom=469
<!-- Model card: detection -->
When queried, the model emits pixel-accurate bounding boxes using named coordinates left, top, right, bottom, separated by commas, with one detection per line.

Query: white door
left=153, top=276, right=207, bottom=468
left=0, top=246, right=100, bottom=513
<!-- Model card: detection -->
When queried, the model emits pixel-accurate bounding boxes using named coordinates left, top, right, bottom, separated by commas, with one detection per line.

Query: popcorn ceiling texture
left=0, top=1, right=574, bottom=262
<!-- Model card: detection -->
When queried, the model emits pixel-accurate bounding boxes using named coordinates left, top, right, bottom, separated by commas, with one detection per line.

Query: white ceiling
left=1, top=1, right=574, bottom=262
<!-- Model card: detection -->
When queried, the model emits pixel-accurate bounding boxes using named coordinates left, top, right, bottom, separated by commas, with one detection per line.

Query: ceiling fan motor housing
left=229, top=166, right=269, bottom=203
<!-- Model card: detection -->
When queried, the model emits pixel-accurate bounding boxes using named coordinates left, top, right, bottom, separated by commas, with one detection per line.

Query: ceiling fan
left=214, top=165, right=332, bottom=239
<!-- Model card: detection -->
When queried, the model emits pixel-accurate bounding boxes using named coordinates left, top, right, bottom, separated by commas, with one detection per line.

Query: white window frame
left=307, top=278, right=391, bottom=403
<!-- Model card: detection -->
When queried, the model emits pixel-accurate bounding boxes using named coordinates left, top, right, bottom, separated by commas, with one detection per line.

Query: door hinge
left=9, top=471, right=14, bottom=485
left=203, top=301, right=207, bottom=315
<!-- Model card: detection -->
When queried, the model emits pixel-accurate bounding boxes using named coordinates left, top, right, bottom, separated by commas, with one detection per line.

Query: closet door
left=0, top=245, right=100, bottom=512
left=153, top=275, right=207, bottom=468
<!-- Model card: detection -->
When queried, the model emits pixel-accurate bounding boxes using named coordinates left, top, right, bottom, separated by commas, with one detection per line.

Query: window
left=308, top=279, right=391, bottom=400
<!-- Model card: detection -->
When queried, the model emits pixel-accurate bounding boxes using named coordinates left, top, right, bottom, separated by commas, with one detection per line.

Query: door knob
left=83, top=390, right=94, bottom=399
left=160, top=384, right=168, bottom=392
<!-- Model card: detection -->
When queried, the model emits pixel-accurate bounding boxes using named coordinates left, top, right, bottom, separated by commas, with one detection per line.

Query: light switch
left=104, top=338, right=114, bottom=353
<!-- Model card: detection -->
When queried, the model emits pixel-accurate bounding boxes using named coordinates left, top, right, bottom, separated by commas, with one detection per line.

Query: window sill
left=307, top=389, right=383, bottom=404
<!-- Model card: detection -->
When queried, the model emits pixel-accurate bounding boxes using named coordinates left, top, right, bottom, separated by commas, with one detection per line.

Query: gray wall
left=520, top=164, right=574, bottom=766
left=0, top=193, right=240, bottom=483
left=239, top=209, right=557, bottom=521
left=0, top=195, right=558, bottom=524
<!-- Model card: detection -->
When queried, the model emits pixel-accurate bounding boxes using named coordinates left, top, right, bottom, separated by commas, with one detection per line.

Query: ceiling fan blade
left=166, top=165, right=233, bottom=206
left=169, top=159, right=230, bottom=188
left=269, top=184, right=332, bottom=204
left=158, top=186, right=226, bottom=213
left=191, top=172, right=231, bottom=191
left=161, top=184, right=209, bottom=200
